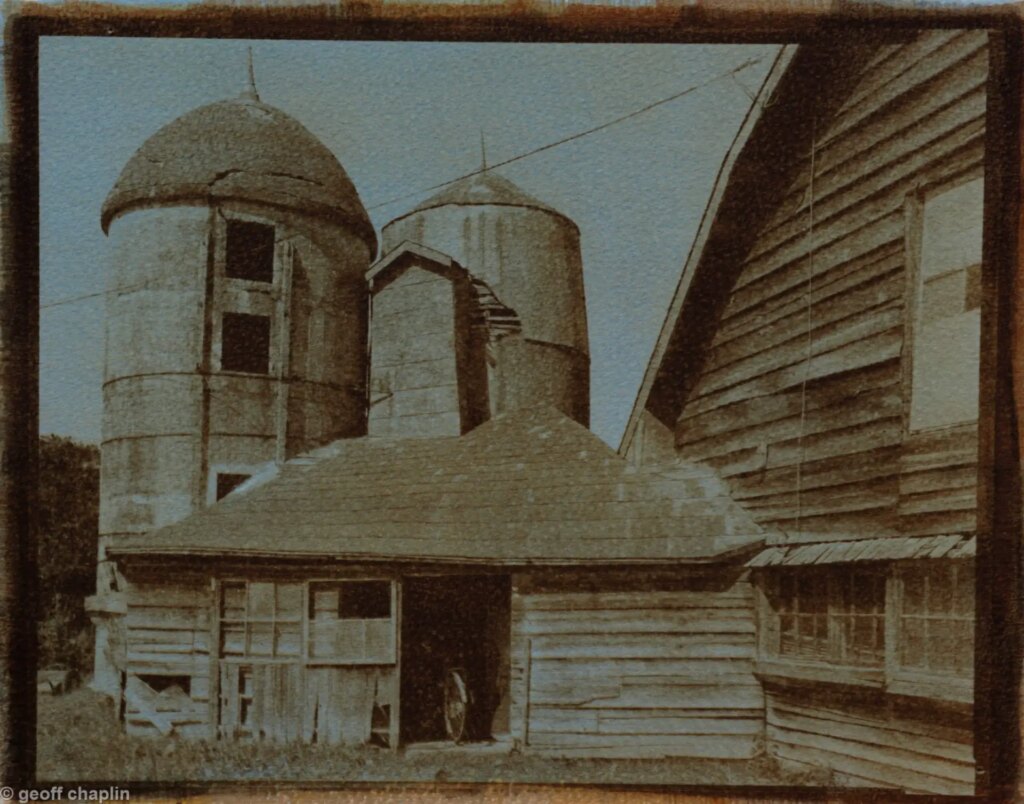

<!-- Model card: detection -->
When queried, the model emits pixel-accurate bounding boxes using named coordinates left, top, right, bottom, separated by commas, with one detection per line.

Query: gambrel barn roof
left=107, top=406, right=764, bottom=565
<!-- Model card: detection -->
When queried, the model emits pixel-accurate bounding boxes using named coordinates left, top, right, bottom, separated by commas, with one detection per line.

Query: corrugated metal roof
left=108, top=406, right=765, bottom=566
left=746, top=533, right=976, bottom=568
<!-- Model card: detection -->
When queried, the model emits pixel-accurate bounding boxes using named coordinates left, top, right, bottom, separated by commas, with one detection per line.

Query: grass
left=38, top=686, right=827, bottom=789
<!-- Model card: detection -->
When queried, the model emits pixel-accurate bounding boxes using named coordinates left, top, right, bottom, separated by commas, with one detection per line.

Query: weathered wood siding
left=765, top=685, right=973, bottom=795
left=123, top=576, right=213, bottom=738
left=509, top=571, right=763, bottom=758
left=675, top=31, right=987, bottom=543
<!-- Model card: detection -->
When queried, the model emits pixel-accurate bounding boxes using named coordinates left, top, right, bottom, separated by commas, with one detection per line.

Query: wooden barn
left=100, top=405, right=768, bottom=758
left=620, top=29, right=1006, bottom=796
left=82, top=21, right=1021, bottom=797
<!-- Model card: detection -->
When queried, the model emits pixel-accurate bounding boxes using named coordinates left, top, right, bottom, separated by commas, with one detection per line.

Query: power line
left=364, top=55, right=764, bottom=212
left=41, top=55, right=764, bottom=313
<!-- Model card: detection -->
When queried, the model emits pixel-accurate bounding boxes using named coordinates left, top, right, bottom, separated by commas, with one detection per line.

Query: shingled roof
left=107, top=406, right=763, bottom=566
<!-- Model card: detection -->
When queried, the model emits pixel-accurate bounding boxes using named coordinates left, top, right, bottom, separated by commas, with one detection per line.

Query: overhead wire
left=41, top=54, right=766, bottom=313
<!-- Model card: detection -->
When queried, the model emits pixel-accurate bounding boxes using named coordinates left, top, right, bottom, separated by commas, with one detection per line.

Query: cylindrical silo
left=98, top=90, right=376, bottom=551
left=381, top=171, right=590, bottom=426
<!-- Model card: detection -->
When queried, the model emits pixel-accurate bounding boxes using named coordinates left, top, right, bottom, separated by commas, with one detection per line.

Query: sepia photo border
left=3, top=3, right=1022, bottom=799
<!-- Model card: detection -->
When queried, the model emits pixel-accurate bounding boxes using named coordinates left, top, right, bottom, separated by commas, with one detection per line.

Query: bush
left=38, top=435, right=99, bottom=674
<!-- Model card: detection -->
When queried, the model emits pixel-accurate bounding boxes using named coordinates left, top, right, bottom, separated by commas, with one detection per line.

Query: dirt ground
left=37, top=686, right=826, bottom=790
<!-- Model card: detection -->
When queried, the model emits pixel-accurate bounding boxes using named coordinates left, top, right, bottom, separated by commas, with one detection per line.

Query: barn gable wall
left=675, top=29, right=987, bottom=544
left=661, top=30, right=987, bottom=796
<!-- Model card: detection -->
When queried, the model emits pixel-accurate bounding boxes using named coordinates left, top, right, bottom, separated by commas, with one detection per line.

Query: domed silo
left=380, top=171, right=590, bottom=426
left=98, top=88, right=376, bottom=552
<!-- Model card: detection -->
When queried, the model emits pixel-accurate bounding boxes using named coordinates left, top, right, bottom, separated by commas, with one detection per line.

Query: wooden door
left=218, top=662, right=304, bottom=742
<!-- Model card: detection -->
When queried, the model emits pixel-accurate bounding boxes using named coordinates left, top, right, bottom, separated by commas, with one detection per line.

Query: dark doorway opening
left=400, top=574, right=510, bottom=745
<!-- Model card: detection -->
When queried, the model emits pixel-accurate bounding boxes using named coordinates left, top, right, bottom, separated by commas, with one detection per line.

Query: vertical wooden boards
left=674, top=30, right=989, bottom=544
left=511, top=572, right=763, bottom=759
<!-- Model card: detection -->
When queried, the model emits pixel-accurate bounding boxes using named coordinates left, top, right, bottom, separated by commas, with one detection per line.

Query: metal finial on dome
left=242, top=46, right=260, bottom=102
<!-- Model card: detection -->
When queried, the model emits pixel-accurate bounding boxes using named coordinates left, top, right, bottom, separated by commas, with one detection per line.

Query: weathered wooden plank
left=686, top=328, right=903, bottom=418
left=519, top=616, right=754, bottom=637
left=682, top=383, right=901, bottom=465
left=751, top=74, right=986, bottom=267
left=898, top=489, right=976, bottom=517
left=769, top=705, right=972, bottom=764
left=770, top=740, right=969, bottom=796
left=527, top=734, right=758, bottom=759
left=528, top=637, right=754, bottom=661
left=126, top=607, right=208, bottom=630
left=527, top=658, right=756, bottom=678
left=721, top=246, right=903, bottom=353
left=767, top=724, right=973, bottom=788
left=831, top=30, right=965, bottom=120
left=569, top=685, right=765, bottom=711
left=730, top=445, right=900, bottom=502
left=768, top=692, right=972, bottom=745
left=708, top=268, right=905, bottom=380
left=696, top=299, right=904, bottom=400
left=520, top=590, right=753, bottom=612
left=900, top=464, right=976, bottom=497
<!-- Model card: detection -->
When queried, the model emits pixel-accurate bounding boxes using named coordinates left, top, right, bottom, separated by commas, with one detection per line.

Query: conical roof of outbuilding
left=106, top=405, right=765, bottom=566
left=101, top=95, right=377, bottom=253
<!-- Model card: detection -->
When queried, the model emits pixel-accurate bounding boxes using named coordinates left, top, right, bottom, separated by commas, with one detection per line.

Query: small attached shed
left=103, top=405, right=768, bottom=757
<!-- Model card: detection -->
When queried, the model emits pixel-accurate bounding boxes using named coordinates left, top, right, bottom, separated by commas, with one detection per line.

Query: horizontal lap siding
left=124, top=578, right=213, bottom=737
left=766, top=688, right=974, bottom=795
left=675, top=30, right=986, bottom=542
left=511, top=576, right=763, bottom=759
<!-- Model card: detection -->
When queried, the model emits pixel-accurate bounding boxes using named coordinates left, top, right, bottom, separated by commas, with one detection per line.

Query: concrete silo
left=380, top=171, right=590, bottom=427
left=90, top=86, right=375, bottom=692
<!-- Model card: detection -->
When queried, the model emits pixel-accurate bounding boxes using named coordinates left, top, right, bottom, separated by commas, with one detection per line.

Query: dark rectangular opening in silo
left=221, top=312, right=271, bottom=374
left=225, top=219, right=275, bottom=283
left=216, top=472, right=251, bottom=500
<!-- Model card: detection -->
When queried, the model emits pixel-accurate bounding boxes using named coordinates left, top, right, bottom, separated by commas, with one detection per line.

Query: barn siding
left=676, top=29, right=987, bottom=543
left=123, top=576, right=213, bottom=738
left=510, top=571, right=763, bottom=759
left=765, top=685, right=973, bottom=795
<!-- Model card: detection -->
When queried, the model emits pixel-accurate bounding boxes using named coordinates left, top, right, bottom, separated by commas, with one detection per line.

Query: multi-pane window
left=777, top=571, right=829, bottom=661
left=760, top=561, right=973, bottom=696
left=769, top=568, right=885, bottom=667
left=221, top=312, right=271, bottom=374
left=308, top=580, right=395, bottom=665
left=219, top=582, right=303, bottom=659
left=225, top=220, right=275, bottom=283
left=898, top=561, right=974, bottom=679
left=835, top=571, right=886, bottom=667
left=909, top=177, right=983, bottom=431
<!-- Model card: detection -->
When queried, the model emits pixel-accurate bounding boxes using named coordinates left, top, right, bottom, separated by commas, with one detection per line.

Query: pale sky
left=39, top=37, right=779, bottom=447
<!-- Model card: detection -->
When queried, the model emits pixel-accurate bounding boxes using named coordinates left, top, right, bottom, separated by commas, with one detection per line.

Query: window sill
left=755, top=659, right=884, bottom=691
left=755, top=660, right=973, bottom=705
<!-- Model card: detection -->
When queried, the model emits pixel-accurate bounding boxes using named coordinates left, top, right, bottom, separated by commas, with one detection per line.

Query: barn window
left=896, top=561, right=974, bottom=680
left=221, top=313, right=271, bottom=374
left=215, top=472, right=250, bottom=501
left=765, top=568, right=885, bottom=668
left=225, top=219, right=275, bottom=283
left=308, top=580, right=396, bottom=665
left=908, top=177, right=983, bottom=431
left=219, top=582, right=303, bottom=660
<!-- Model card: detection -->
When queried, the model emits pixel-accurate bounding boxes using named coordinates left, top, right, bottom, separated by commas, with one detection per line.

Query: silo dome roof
left=101, top=96, right=377, bottom=252
left=395, top=171, right=578, bottom=231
